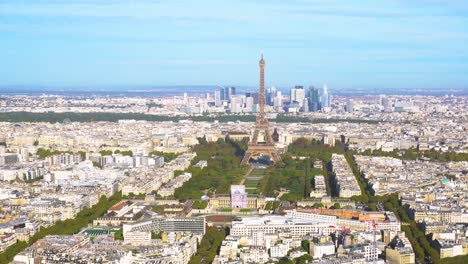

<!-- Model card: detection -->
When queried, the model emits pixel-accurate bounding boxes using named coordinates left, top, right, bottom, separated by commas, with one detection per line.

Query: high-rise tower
left=308, top=86, right=320, bottom=112
left=241, top=54, right=281, bottom=165
left=290, top=86, right=306, bottom=108
left=321, top=84, right=331, bottom=109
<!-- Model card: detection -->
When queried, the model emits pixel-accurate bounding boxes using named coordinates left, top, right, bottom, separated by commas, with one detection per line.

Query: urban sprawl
left=0, top=83, right=467, bottom=264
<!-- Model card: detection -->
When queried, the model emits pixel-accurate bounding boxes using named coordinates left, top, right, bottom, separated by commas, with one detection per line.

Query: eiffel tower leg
left=264, top=128, right=273, bottom=144
left=267, top=150, right=281, bottom=163
left=272, top=152, right=282, bottom=163
left=241, top=151, right=253, bottom=165
left=252, top=130, right=259, bottom=144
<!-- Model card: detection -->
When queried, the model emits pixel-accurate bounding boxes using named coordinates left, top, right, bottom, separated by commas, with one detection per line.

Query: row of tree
left=148, top=150, right=178, bottom=162
left=0, top=191, right=122, bottom=263
left=36, top=148, right=74, bottom=159
left=99, top=149, right=133, bottom=156
left=188, top=226, right=227, bottom=264
left=0, top=111, right=380, bottom=125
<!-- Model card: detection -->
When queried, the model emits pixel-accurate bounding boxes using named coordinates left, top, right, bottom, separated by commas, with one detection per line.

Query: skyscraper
left=220, top=87, right=225, bottom=101
left=231, top=87, right=236, bottom=97
left=225, top=87, right=229, bottom=101
left=302, top=98, right=309, bottom=112
left=290, top=86, right=306, bottom=107
left=214, top=88, right=222, bottom=106
left=382, top=97, right=392, bottom=112
left=268, top=86, right=277, bottom=106
left=230, top=96, right=243, bottom=113
left=245, top=96, right=254, bottom=111
left=225, top=86, right=236, bottom=101
left=274, top=91, right=282, bottom=108
left=266, top=90, right=271, bottom=106
left=245, top=92, right=258, bottom=105
left=346, top=98, right=354, bottom=113
left=321, top=84, right=331, bottom=109
left=308, top=86, right=320, bottom=112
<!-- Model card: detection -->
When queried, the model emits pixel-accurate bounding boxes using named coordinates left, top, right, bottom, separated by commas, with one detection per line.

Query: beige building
left=124, top=231, right=151, bottom=246
left=0, top=233, right=16, bottom=253
left=297, top=196, right=355, bottom=208
left=386, top=247, right=415, bottom=264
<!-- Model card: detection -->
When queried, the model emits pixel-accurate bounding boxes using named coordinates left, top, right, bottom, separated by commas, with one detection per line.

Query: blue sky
left=1, top=0, right=468, bottom=89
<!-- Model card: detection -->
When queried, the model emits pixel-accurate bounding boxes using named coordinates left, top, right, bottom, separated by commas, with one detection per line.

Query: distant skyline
left=1, top=0, right=468, bottom=89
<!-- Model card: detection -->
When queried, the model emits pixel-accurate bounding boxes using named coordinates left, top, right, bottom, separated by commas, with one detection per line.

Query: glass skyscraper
left=321, top=84, right=331, bottom=108
left=308, top=86, right=320, bottom=112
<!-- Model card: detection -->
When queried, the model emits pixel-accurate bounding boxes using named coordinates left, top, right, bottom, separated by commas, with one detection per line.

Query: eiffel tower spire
left=241, top=54, right=281, bottom=165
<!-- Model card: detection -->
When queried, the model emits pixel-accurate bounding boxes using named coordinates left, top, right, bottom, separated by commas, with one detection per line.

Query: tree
left=174, top=140, right=247, bottom=200
left=114, top=149, right=133, bottom=156
left=99, top=150, right=112, bottom=156
left=312, top=203, right=324, bottom=208
left=189, top=226, right=227, bottom=264
left=149, top=151, right=178, bottom=162
left=294, top=254, right=313, bottom=264
left=151, top=231, right=162, bottom=239
left=351, top=195, right=369, bottom=204
left=277, top=257, right=294, bottom=264
left=114, top=228, right=124, bottom=240
left=301, top=240, right=310, bottom=252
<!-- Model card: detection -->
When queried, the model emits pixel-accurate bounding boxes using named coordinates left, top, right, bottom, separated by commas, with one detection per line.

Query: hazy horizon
left=0, top=84, right=466, bottom=97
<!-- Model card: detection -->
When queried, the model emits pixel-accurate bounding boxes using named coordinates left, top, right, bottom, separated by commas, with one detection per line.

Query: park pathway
left=239, top=167, right=254, bottom=185
left=241, top=165, right=267, bottom=193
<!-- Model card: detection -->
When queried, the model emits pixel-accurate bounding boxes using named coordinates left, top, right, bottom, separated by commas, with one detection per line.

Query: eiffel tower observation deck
left=241, top=54, right=281, bottom=165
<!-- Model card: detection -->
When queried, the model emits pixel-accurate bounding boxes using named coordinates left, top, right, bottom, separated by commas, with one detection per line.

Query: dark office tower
left=251, top=92, right=259, bottom=104
left=224, top=87, right=229, bottom=101
left=225, top=86, right=236, bottom=101
left=266, top=89, right=271, bottom=106
left=308, top=86, right=320, bottom=112
left=220, top=88, right=226, bottom=101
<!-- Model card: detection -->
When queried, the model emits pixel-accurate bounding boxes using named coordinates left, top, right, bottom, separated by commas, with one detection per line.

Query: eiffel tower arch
left=241, top=54, right=281, bottom=165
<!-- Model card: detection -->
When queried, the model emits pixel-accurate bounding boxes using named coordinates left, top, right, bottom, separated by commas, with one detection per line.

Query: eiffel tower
left=241, top=54, right=281, bottom=165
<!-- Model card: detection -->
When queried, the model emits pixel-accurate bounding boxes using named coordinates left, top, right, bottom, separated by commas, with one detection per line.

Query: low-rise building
left=310, top=241, right=335, bottom=259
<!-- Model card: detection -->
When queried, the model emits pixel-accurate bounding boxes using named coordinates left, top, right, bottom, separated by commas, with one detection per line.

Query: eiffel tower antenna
left=241, top=54, right=281, bottom=165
